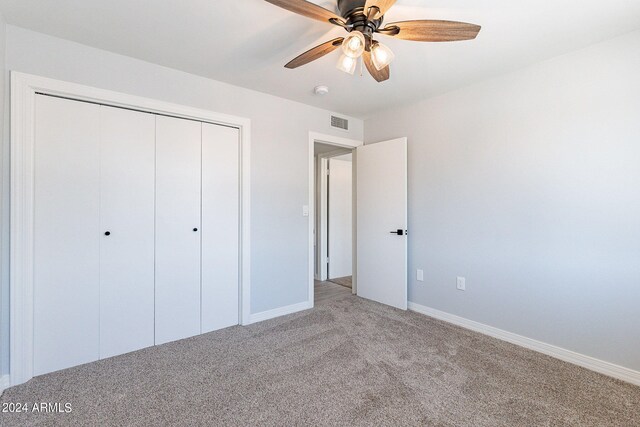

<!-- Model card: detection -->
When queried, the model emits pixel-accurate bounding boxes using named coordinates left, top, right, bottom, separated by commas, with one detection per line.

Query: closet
left=33, top=94, right=240, bottom=375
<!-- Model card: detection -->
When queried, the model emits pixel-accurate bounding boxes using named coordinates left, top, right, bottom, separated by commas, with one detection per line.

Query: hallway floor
left=328, top=276, right=352, bottom=289
left=314, top=279, right=351, bottom=304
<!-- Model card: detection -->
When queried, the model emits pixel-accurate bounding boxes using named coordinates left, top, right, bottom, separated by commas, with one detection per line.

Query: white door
left=99, top=106, right=156, bottom=358
left=356, top=138, right=408, bottom=310
left=34, top=95, right=101, bottom=375
left=201, top=123, right=240, bottom=333
left=155, top=116, right=202, bottom=345
left=328, top=157, right=353, bottom=279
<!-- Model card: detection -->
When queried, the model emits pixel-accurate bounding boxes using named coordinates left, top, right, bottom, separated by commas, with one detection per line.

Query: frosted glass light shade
left=342, top=31, right=365, bottom=58
left=336, top=54, right=357, bottom=75
left=371, top=42, right=395, bottom=70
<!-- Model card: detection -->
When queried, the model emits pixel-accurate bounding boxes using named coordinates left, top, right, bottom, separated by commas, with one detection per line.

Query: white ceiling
left=1, top=0, right=639, bottom=118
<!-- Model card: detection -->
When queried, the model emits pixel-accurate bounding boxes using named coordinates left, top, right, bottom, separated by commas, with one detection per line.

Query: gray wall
left=0, top=13, right=6, bottom=378
left=365, top=30, right=640, bottom=371
left=0, top=25, right=363, bottom=376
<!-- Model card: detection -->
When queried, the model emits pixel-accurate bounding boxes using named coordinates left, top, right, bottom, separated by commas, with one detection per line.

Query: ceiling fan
left=264, top=0, right=481, bottom=82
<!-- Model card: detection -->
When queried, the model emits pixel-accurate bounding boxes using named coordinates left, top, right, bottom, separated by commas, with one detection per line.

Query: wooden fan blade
left=379, top=20, right=481, bottom=42
left=364, top=0, right=396, bottom=20
left=363, top=50, right=390, bottom=82
left=265, top=0, right=343, bottom=24
left=285, top=38, right=344, bottom=69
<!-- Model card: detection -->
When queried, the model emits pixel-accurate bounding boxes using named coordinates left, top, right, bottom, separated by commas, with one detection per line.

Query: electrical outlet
left=456, top=277, right=466, bottom=291
left=417, top=269, right=424, bottom=282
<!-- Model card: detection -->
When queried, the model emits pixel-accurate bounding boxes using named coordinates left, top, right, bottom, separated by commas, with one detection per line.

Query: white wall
left=365, top=30, right=640, bottom=371
left=0, top=25, right=363, bottom=376
left=328, top=156, right=352, bottom=279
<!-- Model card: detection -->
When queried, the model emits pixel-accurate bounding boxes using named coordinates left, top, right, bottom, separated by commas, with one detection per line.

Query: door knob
left=104, top=231, right=111, bottom=236
left=390, top=229, right=405, bottom=236
left=193, top=228, right=198, bottom=232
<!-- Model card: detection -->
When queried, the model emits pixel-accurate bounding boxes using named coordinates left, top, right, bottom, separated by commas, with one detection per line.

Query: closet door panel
left=99, top=106, right=156, bottom=358
left=34, top=95, right=101, bottom=375
left=201, top=124, right=240, bottom=332
left=155, top=116, right=202, bottom=345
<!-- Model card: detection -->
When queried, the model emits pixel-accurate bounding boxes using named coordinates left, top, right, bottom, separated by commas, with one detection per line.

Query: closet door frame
left=10, top=72, right=252, bottom=387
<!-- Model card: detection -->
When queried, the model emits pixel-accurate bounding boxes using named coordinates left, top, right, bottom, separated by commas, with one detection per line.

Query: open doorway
left=324, top=153, right=353, bottom=289
left=310, top=135, right=361, bottom=305
left=308, top=133, right=407, bottom=310
left=315, top=146, right=352, bottom=302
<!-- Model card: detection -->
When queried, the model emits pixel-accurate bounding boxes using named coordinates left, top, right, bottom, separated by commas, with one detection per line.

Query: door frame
left=308, top=132, right=362, bottom=306
left=318, top=155, right=353, bottom=282
left=10, top=72, right=252, bottom=386
left=316, top=156, right=329, bottom=281
left=316, top=152, right=350, bottom=281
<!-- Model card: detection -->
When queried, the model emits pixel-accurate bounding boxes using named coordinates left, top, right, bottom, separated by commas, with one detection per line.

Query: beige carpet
left=1, top=293, right=639, bottom=426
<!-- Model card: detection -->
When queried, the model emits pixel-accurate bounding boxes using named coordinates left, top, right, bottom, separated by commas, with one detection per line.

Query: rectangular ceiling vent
left=331, top=115, right=349, bottom=131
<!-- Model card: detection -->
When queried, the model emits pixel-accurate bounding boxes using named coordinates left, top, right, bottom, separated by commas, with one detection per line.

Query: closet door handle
left=104, top=231, right=111, bottom=236
left=193, top=228, right=199, bottom=232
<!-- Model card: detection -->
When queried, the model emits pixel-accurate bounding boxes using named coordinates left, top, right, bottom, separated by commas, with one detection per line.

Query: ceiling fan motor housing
left=337, top=0, right=369, bottom=16
left=338, top=0, right=384, bottom=45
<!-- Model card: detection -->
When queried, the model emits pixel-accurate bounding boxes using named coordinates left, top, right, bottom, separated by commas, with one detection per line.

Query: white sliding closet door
left=99, top=106, right=156, bottom=358
left=201, top=124, right=240, bottom=333
left=155, top=116, right=202, bottom=345
left=34, top=95, right=101, bottom=375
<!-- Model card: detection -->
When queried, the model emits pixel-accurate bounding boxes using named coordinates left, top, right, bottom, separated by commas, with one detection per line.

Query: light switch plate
left=302, top=205, right=309, bottom=217
left=417, top=269, right=424, bottom=282
left=456, top=277, right=466, bottom=291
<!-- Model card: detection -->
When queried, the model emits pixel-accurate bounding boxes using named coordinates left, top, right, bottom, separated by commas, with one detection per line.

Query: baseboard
left=248, top=300, right=312, bottom=324
left=408, top=302, right=640, bottom=387
left=0, top=375, right=10, bottom=395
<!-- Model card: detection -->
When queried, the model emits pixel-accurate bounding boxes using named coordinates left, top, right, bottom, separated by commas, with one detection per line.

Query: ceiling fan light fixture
left=371, top=42, right=395, bottom=71
left=336, top=54, right=357, bottom=75
left=342, top=31, right=366, bottom=58
left=265, top=0, right=482, bottom=83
